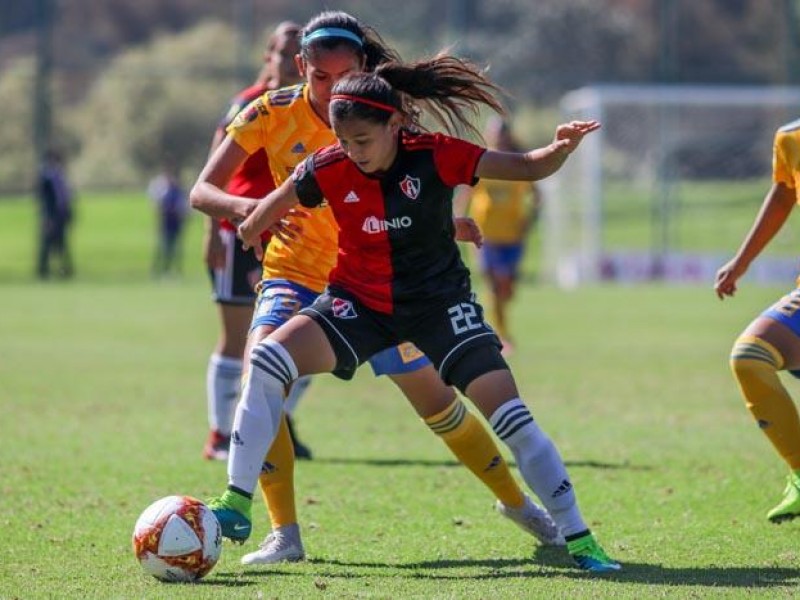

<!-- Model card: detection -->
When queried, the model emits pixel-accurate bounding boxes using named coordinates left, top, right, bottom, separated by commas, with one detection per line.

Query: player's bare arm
left=475, top=120, right=600, bottom=182
left=190, top=136, right=260, bottom=222
left=715, top=182, right=796, bottom=299
left=237, top=177, right=300, bottom=259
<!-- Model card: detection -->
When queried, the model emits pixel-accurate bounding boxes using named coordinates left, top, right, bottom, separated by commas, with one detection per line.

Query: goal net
left=543, top=85, right=800, bottom=287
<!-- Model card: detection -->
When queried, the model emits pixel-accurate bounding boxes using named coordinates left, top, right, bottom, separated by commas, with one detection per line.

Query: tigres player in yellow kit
left=457, top=116, right=540, bottom=355
left=716, top=118, right=800, bottom=523
left=190, top=10, right=563, bottom=566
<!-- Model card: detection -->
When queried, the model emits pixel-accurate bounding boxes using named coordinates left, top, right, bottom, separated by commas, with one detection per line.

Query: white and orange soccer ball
left=132, top=495, right=222, bottom=582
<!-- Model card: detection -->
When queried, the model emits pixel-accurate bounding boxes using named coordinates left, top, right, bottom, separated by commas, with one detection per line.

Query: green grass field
left=3, top=193, right=800, bottom=598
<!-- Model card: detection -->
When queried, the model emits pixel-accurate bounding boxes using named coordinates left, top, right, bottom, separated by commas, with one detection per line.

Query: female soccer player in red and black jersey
left=210, top=54, right=620, bottom=573
left=195, top=11, right=562, bottom=568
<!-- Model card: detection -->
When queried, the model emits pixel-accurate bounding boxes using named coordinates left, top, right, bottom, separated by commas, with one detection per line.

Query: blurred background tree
left=0, top=0, right=798, bottom=193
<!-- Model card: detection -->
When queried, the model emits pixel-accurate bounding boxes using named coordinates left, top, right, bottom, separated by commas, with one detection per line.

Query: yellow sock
left=258, top=415, right=297, bottom=527
left=425, top=399, right=525, bottom=508
left=730, top=335, right=800, bottom=469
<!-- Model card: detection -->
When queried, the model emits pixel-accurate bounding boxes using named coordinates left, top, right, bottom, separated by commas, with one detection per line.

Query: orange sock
left=258, top=415, right=297, bottom=527
left=425, top=399, right=524, bottom=508
left=730, top=335, right=800, bottom=469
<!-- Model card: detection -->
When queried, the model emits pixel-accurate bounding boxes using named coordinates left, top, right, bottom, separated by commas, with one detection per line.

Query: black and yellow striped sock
left=258, top=415, right=298, bottom=528
left=425, top=399, right=525, bottom=508
left=730, top=335, right=800, bottom=469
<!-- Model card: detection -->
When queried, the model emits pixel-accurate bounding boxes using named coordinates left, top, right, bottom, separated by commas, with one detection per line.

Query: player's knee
left=729, top=352, right=754, bottom=382
left=249, top=338, right=298, bottom=388
left=730, top=335, right=782, bottom=379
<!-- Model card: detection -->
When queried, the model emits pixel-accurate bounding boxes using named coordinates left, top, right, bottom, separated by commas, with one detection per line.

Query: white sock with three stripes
left=490, top=398, right=589, bottom=537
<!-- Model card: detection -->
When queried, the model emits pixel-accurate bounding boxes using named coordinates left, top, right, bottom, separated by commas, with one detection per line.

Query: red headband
left=330, top=94, right=396, bottom=113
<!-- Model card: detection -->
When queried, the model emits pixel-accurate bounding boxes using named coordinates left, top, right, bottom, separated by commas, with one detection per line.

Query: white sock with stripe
left=206, top=353, right=242, bottom=435
left=228, top=339, right=297, bottom=495
left=490, top=398, right=588, bottom=537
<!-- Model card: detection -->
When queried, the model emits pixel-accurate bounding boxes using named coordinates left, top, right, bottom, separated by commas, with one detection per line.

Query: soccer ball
left=132, top=495, right=222, bottom=582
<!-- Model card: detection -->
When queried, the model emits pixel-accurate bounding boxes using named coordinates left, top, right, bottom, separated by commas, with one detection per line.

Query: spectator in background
left=148, top=159, right=188, bottom=277
left=455, top=116, right=541, bottom=356
left=36, top=148, right=75, bottom=279
left=201, top=21, right=311, bottom=463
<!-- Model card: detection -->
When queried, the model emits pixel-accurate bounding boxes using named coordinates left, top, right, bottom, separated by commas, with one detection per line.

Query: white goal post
left=543, top=85, right=800, bottom=287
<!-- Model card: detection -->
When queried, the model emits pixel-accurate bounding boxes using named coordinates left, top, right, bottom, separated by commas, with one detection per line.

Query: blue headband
left=302, top=27, right=363, bottom=47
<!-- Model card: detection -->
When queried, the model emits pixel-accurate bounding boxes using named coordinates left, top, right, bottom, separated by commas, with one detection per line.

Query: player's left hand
left=453, top=216, right=483, bottom=248
left=552, top=120, right=601, bottom=154
left=714, top=258, right=747, bottom=300
left=237, top=219, right=264, bottom=260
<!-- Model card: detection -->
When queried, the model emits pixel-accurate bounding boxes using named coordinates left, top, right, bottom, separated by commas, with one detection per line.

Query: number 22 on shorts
left=448, top=302, right=483, bottom=335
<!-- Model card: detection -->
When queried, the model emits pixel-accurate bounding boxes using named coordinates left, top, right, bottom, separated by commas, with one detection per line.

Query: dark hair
left=266, top=21, right=300, bottom=54
left=329, top=55, right=505, bottom=138
left=300, top=11, right=400, bottom=72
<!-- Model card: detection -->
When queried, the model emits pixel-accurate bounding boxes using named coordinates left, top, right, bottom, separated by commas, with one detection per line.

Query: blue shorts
left=251, top=280, right=431, bottom=376
left=478, top=243, right=524, bottom=278
left=369, top=342, right=431, bottom=376
left=250, top=279, right=319, bottom=331
left=763, top=287, right=800, bottom=338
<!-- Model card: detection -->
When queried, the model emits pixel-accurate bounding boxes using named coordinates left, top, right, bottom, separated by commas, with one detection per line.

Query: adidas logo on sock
left=551, top=479, right=573, bottom=498
left=484, top=455, right=501, bottom=472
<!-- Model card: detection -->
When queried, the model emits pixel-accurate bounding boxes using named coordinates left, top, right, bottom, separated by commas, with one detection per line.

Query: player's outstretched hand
left=714, top=258, right=747, bottom=300
left=552, top=120, right=601, bottom=155
left=454, top=216, right=483, bottom=248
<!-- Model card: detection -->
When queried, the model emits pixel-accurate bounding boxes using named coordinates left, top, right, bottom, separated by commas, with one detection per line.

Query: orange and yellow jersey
left=774, top=119, right=800, bottom=198
left=228, top=84, right=337, bottom=292
left=469, top=179, right=533, bottom=244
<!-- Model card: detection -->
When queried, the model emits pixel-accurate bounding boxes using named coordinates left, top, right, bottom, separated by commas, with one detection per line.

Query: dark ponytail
left=330, top=55, right=505, bottom=138
left=300, top=11, right=400, bottom=72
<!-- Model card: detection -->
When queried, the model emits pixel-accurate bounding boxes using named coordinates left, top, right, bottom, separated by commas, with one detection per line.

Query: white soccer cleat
left=496, top=495, right=566, bottom=546
left=240, top=523, right=305, bottom=565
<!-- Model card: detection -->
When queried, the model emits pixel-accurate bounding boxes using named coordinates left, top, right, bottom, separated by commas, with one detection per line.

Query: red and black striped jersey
left=293, top=129, right=486, bottom=315
left=216, top=83, right=276, bottom=232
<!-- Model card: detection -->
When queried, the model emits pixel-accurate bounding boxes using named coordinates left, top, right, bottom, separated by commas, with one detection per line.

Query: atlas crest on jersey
left=331, top=297, right=357, bottom=319
left=399, top=175, right=421, bottom=200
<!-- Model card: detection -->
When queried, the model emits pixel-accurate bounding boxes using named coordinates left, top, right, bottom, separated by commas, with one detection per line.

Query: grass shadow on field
left=314, top=457, right=653, bottom=471
left=228, top=549, right=800, bottom=589
left=586, top=561, right=800, bottom=589
left=529, top=547, right=800, bottom=588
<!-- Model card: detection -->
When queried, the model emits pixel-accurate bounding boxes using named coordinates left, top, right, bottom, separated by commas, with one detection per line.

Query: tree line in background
left=0, top=0, right=798, bottom=193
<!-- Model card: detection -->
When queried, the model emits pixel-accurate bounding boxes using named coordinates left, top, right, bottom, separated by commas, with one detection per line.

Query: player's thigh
left=408, top=295, right=502, bottom=386
left=268, top=315, right=337, bottom=376
left=745, top=289, right=800, bottom=369
left=246, top=279, right=320, bottom=370
left=250, top=279, right=319, bottom=332
left=300, top=289, right=397, bottom=381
